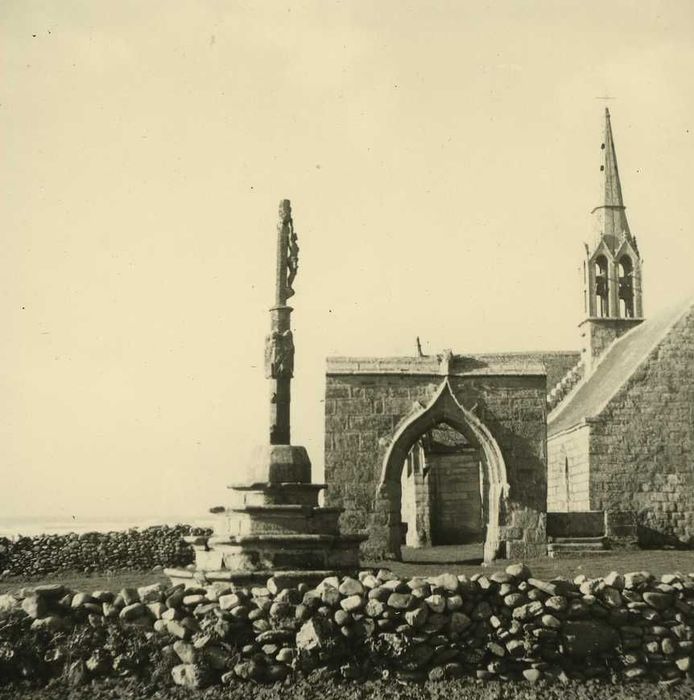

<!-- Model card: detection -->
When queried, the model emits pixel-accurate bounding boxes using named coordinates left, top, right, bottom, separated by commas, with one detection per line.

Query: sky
left=2, top=1, right=694, bottom=520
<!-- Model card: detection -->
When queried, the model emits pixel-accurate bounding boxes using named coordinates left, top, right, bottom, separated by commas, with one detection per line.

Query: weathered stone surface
left=173, top=640, right=196, bottom=664
left=338, top=578, right=363, bottom=596
left=340, top=595, right=364, bottom=613
left=320, top=587, right=341, bottom=607
left=119, top=603, right=147, bottom=621
left=506, top=563, right=532, bottom=580
left=449, top=612, right=472, bottom=633
left=504, top=593, right=527, bottom=608
left=334, top=609, right=351, bottom=627
left=30, top=615, right=68, bottom=632
left=545, top=595, right=568, bottom=612
left=365, top=599, right=385, bottom=618
left=147, top=602, right=166, bottom=619
left=512, top=601, right=544, bottom=621
left=405, top=605, right=428, bottom=628
left=171, top=663, right=210, bottom=689
left=600, top=586, right=622, bottom=608
left=296, top=617, right=336, bottom=652
left=166, top=620, right=191, bottom=640
left=432, top=573, right=459, bottom=593
left=562, top=620, right=619, bottom=657
left=523, top=668, right=542, bottom=683
left=21, top=595, right=46, bottom=619
left=424, top=594, right=446, bottom=614
left=119, top=588, right=139, bottom=606
left=541, top=614, right=561, bottom=629
left=387, top=592, right=413, bottom=610
left=34, top=584, right=67, bottom=598
left=138, top=584, right=164, bottom=603
left=0, top=593, right=19, bottom=616
left=643, top=591, right=673, bottom=610
left=604, top=572, right=624, bottom=589
left=528, top=578, right=557, bottom=596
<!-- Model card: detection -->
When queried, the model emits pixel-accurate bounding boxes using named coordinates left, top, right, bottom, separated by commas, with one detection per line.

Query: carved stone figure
left=264, top=329, right=294, bottom=379
left=286, top=221, right=299, bottom=299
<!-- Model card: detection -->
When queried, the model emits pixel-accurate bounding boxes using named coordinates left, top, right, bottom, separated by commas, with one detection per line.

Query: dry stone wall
left=0, top=525, right=208, bottom=578
left=2, top=564, right=694, bottom=689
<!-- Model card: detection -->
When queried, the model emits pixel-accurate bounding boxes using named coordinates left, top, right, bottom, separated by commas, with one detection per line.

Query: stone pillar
left=267, top=306, right=293, bottom=445
left=633, top=265, right=644, bottom=318
left=584, top=258, right=597, bottom=317
left=265, top=199, right=297, bottom=445
left=608, top=261, right=619, bottom=317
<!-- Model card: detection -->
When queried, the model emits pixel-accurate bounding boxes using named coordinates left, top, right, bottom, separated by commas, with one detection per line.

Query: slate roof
left=548, top=296, right=694, bottom=437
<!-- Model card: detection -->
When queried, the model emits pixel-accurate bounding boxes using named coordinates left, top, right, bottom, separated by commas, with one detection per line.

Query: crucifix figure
left=264, top=199, right=300, bottom=444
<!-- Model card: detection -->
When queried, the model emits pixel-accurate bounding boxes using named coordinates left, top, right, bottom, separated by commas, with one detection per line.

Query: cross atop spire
left=591, top=108, right=631, bottom=250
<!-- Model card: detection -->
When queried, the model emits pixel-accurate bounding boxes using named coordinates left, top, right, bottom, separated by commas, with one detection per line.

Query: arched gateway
left=323, top=352, right=550, bottom=563
left=376, top=379, right=509, bottom=563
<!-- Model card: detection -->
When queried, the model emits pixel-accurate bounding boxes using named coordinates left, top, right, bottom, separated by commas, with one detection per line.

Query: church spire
left=580, top=109, right=645, bottom=372
left=591, top=108, right=631, bottom=250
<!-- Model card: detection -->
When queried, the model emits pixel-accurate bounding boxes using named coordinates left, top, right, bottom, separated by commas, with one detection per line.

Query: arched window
left=594, top=255, right=609, bottom=317
left=618, top=256, right=634, bottom=317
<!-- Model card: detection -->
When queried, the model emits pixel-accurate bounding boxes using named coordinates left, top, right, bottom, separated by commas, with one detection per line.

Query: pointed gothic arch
left=374, top=379, right=509, bottom=563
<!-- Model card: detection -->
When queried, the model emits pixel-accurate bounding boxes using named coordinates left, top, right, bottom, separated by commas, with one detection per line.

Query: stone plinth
left=165, top=445, right=366, bottom=587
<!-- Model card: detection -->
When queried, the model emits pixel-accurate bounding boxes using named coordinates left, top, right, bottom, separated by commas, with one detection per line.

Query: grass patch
left=1, top=546, right=693, bottom=595
left=0, top=569, right=168, bottom=595
left=371, top=544, right=694, bottom=580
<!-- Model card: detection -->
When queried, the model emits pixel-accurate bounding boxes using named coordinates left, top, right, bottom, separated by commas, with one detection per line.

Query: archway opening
left=618, top=255, right=634, bottom=318
left=595, top=255, right=609, bottom=317
left=400, top=421, right=485, bottom=549
left=374, top=380, right=509, bottom=563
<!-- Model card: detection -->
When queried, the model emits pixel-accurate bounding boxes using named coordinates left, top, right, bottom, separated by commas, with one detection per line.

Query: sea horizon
left=0, top=514, right=215, bottom=538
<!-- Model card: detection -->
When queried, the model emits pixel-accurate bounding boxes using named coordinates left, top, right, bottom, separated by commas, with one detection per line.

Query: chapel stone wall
left=547, top=425, right=591, bottom=512
left=588, top=307, right=694, bottom=545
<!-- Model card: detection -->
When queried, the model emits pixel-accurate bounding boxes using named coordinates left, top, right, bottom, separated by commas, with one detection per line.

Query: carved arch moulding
left=373, top=378, right=510, bottom=563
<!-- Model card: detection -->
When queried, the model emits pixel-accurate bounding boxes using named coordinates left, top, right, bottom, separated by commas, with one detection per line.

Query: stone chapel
left=323, top=109, right=694, bottom=562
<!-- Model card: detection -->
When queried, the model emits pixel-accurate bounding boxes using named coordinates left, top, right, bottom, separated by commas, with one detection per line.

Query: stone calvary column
left=167, top=200, right=365, bottom=587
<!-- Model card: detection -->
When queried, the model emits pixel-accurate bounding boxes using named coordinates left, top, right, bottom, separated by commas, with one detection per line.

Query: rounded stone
left=339, top=578, right=364, bottom=596
left=341, top=595, right=364, bottom=613
left=523, top=668, right=542, bottom=683
left=387, top=592, right=413, bottom=610
left=506, top=563, right=532, bottom=580
left=245, top=445, right=312, bottom=484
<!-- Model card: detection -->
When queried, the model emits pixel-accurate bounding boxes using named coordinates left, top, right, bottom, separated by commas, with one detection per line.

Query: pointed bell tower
left=580, top=109, right=644, bottom=372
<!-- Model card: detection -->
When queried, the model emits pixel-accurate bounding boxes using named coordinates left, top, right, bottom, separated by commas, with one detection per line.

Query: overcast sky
left=2, top=1, right=693, bottom=520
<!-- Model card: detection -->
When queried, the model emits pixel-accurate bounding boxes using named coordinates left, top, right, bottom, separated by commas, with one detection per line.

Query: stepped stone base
left=546, top=511, right=605, bottom=538
left=215, top=505, right=342, bottom=538
left=547, top=536, right=610, bottom=559
left=170, top=444, right=365, bottom=586
left=230, top=482, right=326, bottom=507
left=188, top=533, right=364, bottom=572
